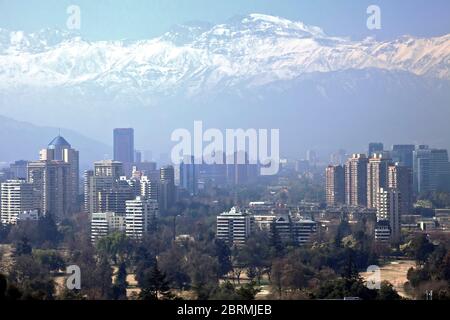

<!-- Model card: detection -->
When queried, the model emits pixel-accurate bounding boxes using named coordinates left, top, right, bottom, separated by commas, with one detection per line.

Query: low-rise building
left=17, top=209, right=40, bottom=222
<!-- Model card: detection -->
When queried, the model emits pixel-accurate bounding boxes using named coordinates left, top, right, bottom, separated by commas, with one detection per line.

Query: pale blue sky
left=0, top=0, right=449, bottom=40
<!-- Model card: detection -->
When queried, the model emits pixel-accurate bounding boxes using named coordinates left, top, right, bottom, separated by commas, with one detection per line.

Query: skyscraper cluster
left=325, top=143, right=450, bottom=242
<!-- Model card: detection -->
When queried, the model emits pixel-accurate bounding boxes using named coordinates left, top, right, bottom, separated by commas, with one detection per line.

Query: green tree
left=8, top=255, right=55, bottom=300
left=112, top=262, right=128, bottom=300
left=96, top=232, right=131, bottom=264
left=407, top=234, right=435, bottom=264
left=378, top=281, right=401, bottom=300
left=215, top=239, right=232, bottom=278
left=33, top=250, right=65, bottom=272
left=14, top=237, right=32, bottom=256
left=139, top=263, right=173, bottom=300
left=236, top=281, right=260, bottom=300
left=159, top=244, right=190, bottom=289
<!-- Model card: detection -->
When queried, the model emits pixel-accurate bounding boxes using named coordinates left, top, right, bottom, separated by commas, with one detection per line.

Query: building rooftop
left=48, top=135, right=71, bottom=149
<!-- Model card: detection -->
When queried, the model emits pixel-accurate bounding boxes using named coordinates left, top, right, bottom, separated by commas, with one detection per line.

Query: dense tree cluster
left=0, top=183, right=448, bottom=301
left=406, top=234, right=450, bottom=299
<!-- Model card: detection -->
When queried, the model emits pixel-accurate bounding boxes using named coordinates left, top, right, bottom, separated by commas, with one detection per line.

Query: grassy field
left=360, top=259, right=416, bottom=299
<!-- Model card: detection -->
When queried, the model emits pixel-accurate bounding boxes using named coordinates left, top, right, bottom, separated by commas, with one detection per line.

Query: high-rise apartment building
left=9, top=160, right=29, bottom=180
left=125, top=196, right=159, bottom=239
left=91, top=212, right=126, bottom=242
left=0, top=180, right=35, bottom=224
left=367, top=154, right=391, bottom=208
left=97, top=180, right=135, bottom=216
left=216, top=207, right=251, bottom=246
left=27, top=160, right=72, bottom=220
left=376, top=188, right=401, bottom=242
left=85, top=160, right=136, bottom=215
left=140, top=176, right=160, bottom=202
left=39, top=135, right=79, bottom=212
left=388, top=164, right=413, bottom=215
left=345, top=154, right=368, bottom=207
left=325, top=165, right=345, bottom=207
left=160, top=165, right=176, bottom=213
left=94, top=160, right=124, bottom=178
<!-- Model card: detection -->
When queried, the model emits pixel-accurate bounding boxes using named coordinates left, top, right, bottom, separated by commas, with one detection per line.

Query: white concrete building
left=1, top=180, right=34, bottom=224
left=216, top=207, right=251, bottom=246
left=91, top=211, right=126, bottom=242
left=376, top=188, right=401, bottom=242
left=17, top=209, right=40, bottom=222
left=375, top=220, right=391, bottom=243
left=125, top=196, right=158, bottom=239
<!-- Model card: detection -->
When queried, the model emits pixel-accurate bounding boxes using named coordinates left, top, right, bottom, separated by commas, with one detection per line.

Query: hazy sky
left=1, top=0, right=449, bottom=41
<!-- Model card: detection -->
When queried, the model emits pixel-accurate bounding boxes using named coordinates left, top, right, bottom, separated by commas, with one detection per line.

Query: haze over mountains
left=0, top=13, right=449, bottom=160
left=0, top=115, right=110, bottom=168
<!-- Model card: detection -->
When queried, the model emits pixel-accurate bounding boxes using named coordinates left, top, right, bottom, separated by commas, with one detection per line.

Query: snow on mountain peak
left=245, top=13, right=326, bottom=37
left=0, top=27, right=80, bottom=53
left=0, top=13, right=449, bottom=97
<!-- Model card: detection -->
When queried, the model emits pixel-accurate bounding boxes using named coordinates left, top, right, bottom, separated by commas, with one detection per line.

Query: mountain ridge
left=0, top=13, right=449, bottom=99
left=0, top=14, right=449, bottom=157
left=0, top=115, right=111, bottom=167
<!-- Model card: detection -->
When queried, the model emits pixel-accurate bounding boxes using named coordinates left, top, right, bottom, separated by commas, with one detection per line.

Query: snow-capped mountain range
left=1, top=14, right=450, bottom=158
left=0, top=13, right=449, bottom=98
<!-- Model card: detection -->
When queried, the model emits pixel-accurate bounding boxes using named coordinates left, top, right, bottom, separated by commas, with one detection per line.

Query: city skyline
left=0, top=0, right=449, bottom=306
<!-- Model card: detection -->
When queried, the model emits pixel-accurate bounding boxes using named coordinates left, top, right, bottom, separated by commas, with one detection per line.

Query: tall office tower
left=216, top=207, right=251, bottom=246
left=392, top=145, right=415, bottom=167
left=388, top=164, right=413, bottom=215
left=413, top=145, right=431, bottom=193
left=125, top=196, right=159, bottom=239
left=376, top=188, right=401, bottom=242
left=198, top=151, right=228, bottom=187
left=325, top=165, right=345, bottom=207
left=27, top=160, right=72, bottom=220
left=134, top=150, right=142, bottom=163
left=160, top=165, right=176, bottom=213
left=368, top=143, right=384, bottom=157
left=113, top=128, right=134, bottom=175
left=306, top=150, right=317, bottom=167
left=9, top=161, right=29, bottom=179
left=345, top=154, right=368, bottom=207
left=0, top=180, right=35, bottom=224
left=40, top=135, right=79, bottom=212
left=413, top=146, right=450, bottom=193
left=429, top=149, right=450, bottom=192
left=367, top=154, right=391, bottom=208
left=180, top=155, right=198, bottom=196
left=227, top=151, right=250, bottom=186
